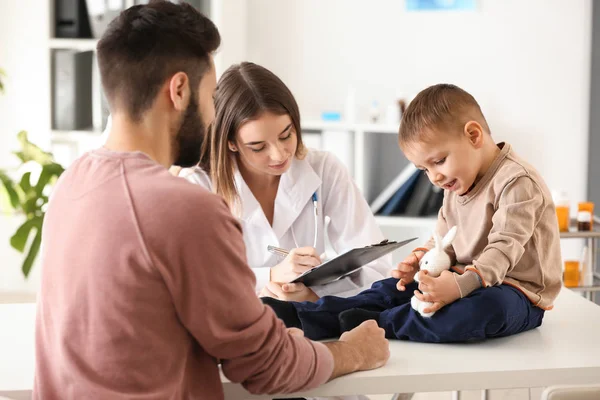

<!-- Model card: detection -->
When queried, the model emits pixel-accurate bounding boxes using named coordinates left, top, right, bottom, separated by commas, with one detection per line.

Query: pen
left=267, top=245, right=326, bottom=261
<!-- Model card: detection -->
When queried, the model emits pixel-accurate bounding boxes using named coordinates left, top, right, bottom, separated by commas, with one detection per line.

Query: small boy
left=263, top=83, right=563, bottom=343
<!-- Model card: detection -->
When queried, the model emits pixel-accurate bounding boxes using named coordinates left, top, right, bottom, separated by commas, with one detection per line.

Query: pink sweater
left=33, top=148, right=333, bottom=399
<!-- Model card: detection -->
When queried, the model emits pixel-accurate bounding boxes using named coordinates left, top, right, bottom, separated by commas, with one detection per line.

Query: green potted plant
left=0, top=69, right=65, bottom=277
left=0, top=67, right=5, bottom=92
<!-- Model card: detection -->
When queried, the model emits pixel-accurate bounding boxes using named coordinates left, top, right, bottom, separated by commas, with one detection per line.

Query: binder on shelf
left=373, top=169, right=444, bottom=218
left=52, top=50, right=94, bottom=131
left=377, top=170, right=421, bottom=216
left=55, top=0, right=93, bottom=38
left=370, top=163, right=418, bottom=214
left=421, top=185, right=444, bottom=216
left=404, top=172, right=435, bottom=216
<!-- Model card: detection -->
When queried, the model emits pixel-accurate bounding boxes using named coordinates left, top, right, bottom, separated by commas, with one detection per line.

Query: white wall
left=0, top=0, right=592, bottom=292
left=211, top=0, right=248, bottom=77
left=0, top=0, right=50, bottom=293
left=0, top=1, right=51, bottom=161
left=246, top=0, right=592, bottom=256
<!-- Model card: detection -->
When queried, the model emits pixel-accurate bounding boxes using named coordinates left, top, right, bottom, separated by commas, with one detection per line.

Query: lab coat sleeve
left=179, top=167, right=212, bottom=189
left=311, top=153, right=392, bottom=298
left=253, top=267, right=271, bottom=294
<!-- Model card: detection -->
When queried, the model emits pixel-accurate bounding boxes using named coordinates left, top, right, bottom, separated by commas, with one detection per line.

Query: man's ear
left=464, top=121, right=484, bottom=148
left=168, top=72, right=191, bottom=112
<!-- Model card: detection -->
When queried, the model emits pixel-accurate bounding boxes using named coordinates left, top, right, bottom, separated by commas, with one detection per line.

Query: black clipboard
left=289, top=237, right=418, bottom=287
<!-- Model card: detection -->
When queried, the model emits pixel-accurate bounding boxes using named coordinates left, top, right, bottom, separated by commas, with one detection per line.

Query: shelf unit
left=47, top=0, right=233, bottom=166
left=301, top=119, right=403, bottom=203
left=44, top=1, right=430, bottom=241
left=299, top=120, right=437, bottom=263
left=48, top=38, right=98, bottom=51
left=560, top=223, right=600, bottom=301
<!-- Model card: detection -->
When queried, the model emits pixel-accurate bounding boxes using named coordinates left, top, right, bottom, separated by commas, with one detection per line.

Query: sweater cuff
left=454, top=270, right=482, bottom=298
left=412, top=247, right=430, bottom=254
left=307, top=341, right=335, bottom=388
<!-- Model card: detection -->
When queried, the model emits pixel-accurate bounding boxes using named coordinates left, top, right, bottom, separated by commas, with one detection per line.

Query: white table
left=0, top=302, right=35, bottom=400
left=2, top=289, right=599, bottom=400
left=222, top=289, right=600, bottom=398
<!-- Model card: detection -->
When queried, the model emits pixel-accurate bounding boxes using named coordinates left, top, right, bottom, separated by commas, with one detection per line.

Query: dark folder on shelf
left=378, top=170, right=422, bottom=216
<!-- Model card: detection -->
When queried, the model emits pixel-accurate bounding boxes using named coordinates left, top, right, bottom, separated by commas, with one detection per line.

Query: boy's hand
left=391, top=250, right=426, bottom=291
left=413, top=270, right=461, bottom=313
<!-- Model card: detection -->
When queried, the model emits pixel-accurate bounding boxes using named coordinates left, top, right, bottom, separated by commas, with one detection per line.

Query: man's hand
left=261, top=281, right=320, bottom=302
left=324, top=320, right=389, bottom=380
left=413, top=270, right=461, bottom=314
left=391, top=250, right=426, bottom=291
left=340, top=320, right=390, bottom=370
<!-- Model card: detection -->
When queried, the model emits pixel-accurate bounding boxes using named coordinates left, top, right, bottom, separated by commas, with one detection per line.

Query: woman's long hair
left=199, top=62, right=306, bottom=214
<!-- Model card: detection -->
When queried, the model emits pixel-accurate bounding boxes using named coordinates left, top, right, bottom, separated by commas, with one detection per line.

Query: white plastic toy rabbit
left=411, top=226, right=458, bottom=318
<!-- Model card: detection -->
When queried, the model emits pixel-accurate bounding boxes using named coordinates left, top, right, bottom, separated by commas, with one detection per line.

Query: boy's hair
left=399, top=84, right=490, bottom=147
left=97, top=0, right=221, bottom=122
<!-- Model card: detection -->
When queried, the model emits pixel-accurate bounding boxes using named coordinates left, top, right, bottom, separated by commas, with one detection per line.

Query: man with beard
left=33, top=2, right=389, bottom=400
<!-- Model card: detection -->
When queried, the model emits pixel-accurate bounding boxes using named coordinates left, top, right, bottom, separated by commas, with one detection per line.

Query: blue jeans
left=293, top=277, right=545, bottom=342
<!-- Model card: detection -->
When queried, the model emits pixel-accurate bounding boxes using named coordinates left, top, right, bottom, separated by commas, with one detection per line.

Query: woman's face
left=233, top=111, right=298, bottom=177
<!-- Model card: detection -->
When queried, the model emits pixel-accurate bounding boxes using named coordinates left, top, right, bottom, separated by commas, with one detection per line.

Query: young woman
left=181, top=62, right=391, bottom=302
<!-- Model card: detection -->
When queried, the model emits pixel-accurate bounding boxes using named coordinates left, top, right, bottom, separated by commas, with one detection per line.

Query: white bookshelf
left=375, top=216, right=437, bottom=228
left=300, top=120, right=438, bottom=247
left=302, top=120, right=400, bottom=135
left=46, top=0, right=237, bottom=163
left=48, top=38, right=98, bottom=51
left=44, top=1, right=435, bottom=242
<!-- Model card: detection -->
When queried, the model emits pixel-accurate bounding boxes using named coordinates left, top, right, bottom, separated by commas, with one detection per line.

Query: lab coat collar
left=235, top=156, right=321, bottom=240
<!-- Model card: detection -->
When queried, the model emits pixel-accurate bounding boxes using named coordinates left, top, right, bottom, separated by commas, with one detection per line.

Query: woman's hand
left=260, top=281, right=320, bottom=302
left=270, top=247, right=322, bottom=284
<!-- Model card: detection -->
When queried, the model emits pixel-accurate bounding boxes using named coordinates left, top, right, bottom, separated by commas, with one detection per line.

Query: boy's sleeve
left=466, top=176, right=544, bottom=286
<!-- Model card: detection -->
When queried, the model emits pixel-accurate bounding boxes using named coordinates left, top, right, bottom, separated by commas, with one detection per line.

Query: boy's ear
left=464, top=121, right=484, bottom=148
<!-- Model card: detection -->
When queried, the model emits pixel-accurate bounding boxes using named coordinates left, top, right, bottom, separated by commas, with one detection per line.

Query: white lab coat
left=181, top=149, right=391, bottom=298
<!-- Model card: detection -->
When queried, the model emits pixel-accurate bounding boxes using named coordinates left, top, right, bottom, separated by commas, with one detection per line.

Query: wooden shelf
left=48, top=38, right=98, bottom=51
left=560, top=229, right=600, bottom=239
left=567, top=276, right=600, bottom=292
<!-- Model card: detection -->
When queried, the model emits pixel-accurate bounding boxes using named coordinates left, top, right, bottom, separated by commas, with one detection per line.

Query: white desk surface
left=2, top=289, right=599, bottom=399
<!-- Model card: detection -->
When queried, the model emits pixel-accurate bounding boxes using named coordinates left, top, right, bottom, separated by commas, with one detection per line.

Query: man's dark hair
left=97, top=1, right=220, bottom=121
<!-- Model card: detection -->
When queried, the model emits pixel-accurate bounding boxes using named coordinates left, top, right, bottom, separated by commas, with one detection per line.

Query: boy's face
left=402, top=126, right=482, bottom=196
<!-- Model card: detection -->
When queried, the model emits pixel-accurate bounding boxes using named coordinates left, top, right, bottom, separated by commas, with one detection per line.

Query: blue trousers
left=294, top=277, right=545, bottom=342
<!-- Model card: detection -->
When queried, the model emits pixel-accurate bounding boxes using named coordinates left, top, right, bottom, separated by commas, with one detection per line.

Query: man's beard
left=172, top=95, right=206, bottom=168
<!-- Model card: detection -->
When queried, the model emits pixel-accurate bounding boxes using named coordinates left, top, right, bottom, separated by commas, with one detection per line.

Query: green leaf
left=0, top=171, right=20, bottom=210
left=22, top=225, right=42, bottom=278
left=35, top=163, right=64, bottom=196
left=14, top=131, right=54, bottom=165
left=19, top=172, right=32, bottom=193
left=10, top=217, right=40, bottom=252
